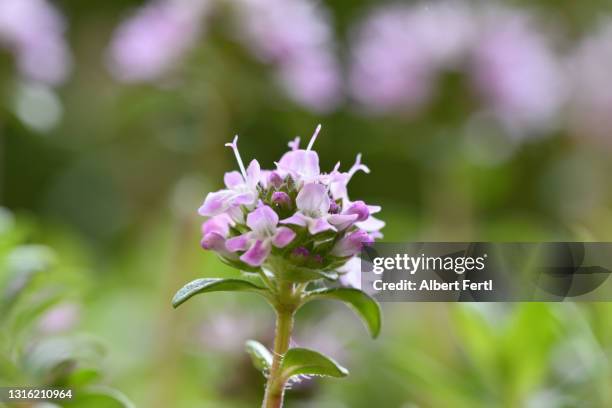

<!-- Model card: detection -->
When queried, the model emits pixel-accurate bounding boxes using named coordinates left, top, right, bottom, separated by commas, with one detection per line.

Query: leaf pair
left=245, top=340, right=348, bottom=380
left=172, top=278, right=382, bottom=339
left=173, top=277, right=381, bottom=383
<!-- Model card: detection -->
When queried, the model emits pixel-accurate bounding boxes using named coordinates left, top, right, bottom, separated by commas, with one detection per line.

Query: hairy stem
left=262, top=282, right=296, bottom=408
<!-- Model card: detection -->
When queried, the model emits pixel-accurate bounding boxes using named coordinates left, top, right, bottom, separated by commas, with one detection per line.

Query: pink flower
left=282, top=183, right=336, bottom=234
left=234, top=0, right=341, bottom=112
left=198, top=136, right=260, bottom=217
left=471, top=10, right=565, bottom=135
left=331, top=230, right=373, bottom=258
left=349, top=2, right=474, bottom=114
left=276, top=125, right=322, bottom=184
left=0, top=0, right=71, bottom=85
left=107, top=0, right=209, bottom=82
left=226, top=205, right=296, bottom=266
left=197, top=125, right=383, bottom=273
left=200, top=213, right=236, bottom=259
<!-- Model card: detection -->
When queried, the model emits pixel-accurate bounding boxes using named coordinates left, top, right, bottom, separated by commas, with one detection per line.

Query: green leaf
left=239, top=272, right=268, bottom=288
left=66, top=386, right=135, bottom=408
left=280, top=348, right=348, bottom=379
left=245, top=340, right=272, bottom=373
left=172, top=278, right=267, bottom=308
left=304, top=288, right=381, bottom=338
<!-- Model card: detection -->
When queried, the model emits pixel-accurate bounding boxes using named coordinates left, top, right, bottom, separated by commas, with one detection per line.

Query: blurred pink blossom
left=0, top=0, right=72, bottom=85
left=38, top=303, right=80, bottom=333
left=472, top=10, right=566, bottom=136
left=568, top=20, right=612, bottom=145
left=349, top=3, right=566, bottom=136
left=234, top=0, right=341, bottom=112
left=107, top=0, right=210, bottom=82
left=349, top=2, right=476, bottom=114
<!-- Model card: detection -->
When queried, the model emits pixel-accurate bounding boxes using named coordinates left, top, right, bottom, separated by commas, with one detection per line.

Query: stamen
left=225, top=135, right=247, bottom=180
left=306, top=124, right=322, bottom=151
left=348, top=153, right=370, bottom=181
left=288, top=137, right=301, bottom=151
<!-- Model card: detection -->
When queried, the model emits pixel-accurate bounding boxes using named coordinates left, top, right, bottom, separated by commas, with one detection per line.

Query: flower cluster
left=198, top=126, right=383, bottom=283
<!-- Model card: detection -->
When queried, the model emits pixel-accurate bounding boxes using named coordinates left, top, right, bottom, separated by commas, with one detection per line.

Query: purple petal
left=224, top=171, right=244, bottom=188
left=338, top=257, right=362, bottom=289
left=370, top=230, right=383, bottom=239
left=268, top=171, right=284, bottom=188
left=296, top=183, right=330, bottom=215
left=226, top=234, right=250, bottom=252
left=328, top=213, right=359, bottom=230
left=201, top=214, right=233, bottom=237
left=272, top=227, right=296, bottom=248
left=201, top=232, right=227, bottom=251
left=367, top=204, right=382, bottom=214
left=328, top=172, right=349, bottom=200
left=280, top=213, right=309, bottom=227
left=346, top=200, right=370, bottom=222
left=231, top=191, right=257, bottom=207
left=331, top=230, right=372, bottom=257
left=308, top=218, right=335, bottom=235
left=356, top=215, right=385, bottom=233
left=246, top=205, right=279, bottom=235
left=198, top=190, right=232, bottom=216
left=277, top=149, right=320, bottom=180
left=226, top=205, right=245, bottom=224
left=240, top=240, right=271, bottom=267
left=246, top=159, right=261, bottom=188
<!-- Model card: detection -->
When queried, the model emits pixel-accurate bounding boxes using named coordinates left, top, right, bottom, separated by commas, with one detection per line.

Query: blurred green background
left=2, top=0, right=612, bottom=406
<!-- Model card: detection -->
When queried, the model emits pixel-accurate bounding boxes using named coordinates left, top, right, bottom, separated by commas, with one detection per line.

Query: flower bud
left=268, top=171, right=284, bottom=189
left=292, top=246, right=310, bottom=257
left=329, top=201, right=340, bottom=214
left=291, top=246, right=310, bottom=264
left=201, top=232, right=226, bottom=251
left=312, top=254, right=323, bottom=264
left=346, top=200, right=369, bottom=222
left=272, top=191, right=291, bottom=209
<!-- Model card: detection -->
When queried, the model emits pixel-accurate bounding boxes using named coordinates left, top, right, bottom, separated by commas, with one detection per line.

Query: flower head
left=198, top=125, right=384, bottom=282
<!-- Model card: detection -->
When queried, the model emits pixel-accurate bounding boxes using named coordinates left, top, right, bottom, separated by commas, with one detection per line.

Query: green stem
left=262, top=282, right=296, bottom=408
